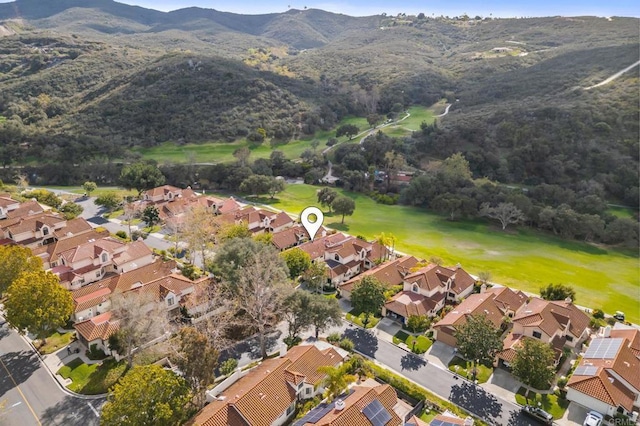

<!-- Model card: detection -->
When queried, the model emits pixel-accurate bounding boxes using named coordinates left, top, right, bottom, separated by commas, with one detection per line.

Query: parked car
left=522, top=405, right=553, bottom=425
left=613, top=311, right=625, bottom=321
left=583, top=411, right=604, bottom=426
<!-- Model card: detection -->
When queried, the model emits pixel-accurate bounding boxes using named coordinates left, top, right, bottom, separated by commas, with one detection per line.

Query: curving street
left=0, top=321, right=104, bottom=425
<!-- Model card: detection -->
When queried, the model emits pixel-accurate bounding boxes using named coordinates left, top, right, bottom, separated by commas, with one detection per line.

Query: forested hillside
left=0, top=0, right=638, bottom=240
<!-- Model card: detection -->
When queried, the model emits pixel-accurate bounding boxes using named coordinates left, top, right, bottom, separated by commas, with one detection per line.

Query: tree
left=407, top=315, right=430, bottom=333
left=374, top=232, right=396, bottom=261
left=478, top=271, right=492, bottom=285
left=317, top=187, right=338, bottom=212
left=281, top=248, right=312, bottom=280
left=511, top=338, right=556, bottom=391
left=100, top=365, right=190, bottom=426
left=336, top=124, right=359, bottom=140
left=239, top=174, right=271, bottom=196
left=317, top=365, right=356, bottom=401
left=344, top=354, right=373, bottom=383
left=59, top=202, right=83, bottom=220
left=142, top=205, right=160, bottom=227
left=82, top=181, right=97, bottom=196
left=310, top=139, right=320, bottom=151
left=0, top=246, right=43, bottom=295
left=110, top=292, right=169, bottom=367
left=219, top=222, right=252, bottom=242
left=95, top=192, right=122, bottom=212
left=431, top=193, right=475, bottom=221
left=309, top=295, right=342, bottom=339
left=303, top=260, right=328, bottom=294
left=119, top=162, right=166, bottom=196
left=23, top=189, right=62, bottom=208
left=123, top=201, right=143, bottom=239
left=540, top=283, right=576, bottom=302
left=182, top=205, right=219, bottom=266
left=455, top=315, right=503, bottom=373
left=350, top=276, right=386, bottom=326
left=212, top=238, right=267, bottom=286
left=438, top=152, right=472, bottom=185
left=232, top=246, right=292, bottom=359
left=480, top=202, right=525, bottom=230
left=171, top=327, right=219, bottom=408
left=4, top=270, right=73, bottom=342
left=383, top=151, right=405, bottom=191
left=282, top=290, right=313, bottom=341
left=331, top=196, right=355, bottom=224
left=233, top=147, right=251, bottom=167
left=268, top=177, right=285, bottom=199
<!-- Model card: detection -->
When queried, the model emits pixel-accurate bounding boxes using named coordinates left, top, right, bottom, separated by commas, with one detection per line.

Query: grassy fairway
left=253, top=184, right=639, bottom=323
left=131, top=104, right=438, bottom=164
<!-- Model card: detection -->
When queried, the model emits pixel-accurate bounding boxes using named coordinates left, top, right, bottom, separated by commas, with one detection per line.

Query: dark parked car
left=522, top=405, right=553, bottom=425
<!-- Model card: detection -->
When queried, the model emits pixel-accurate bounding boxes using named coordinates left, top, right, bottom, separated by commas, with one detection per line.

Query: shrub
left=592, top=309, right=605, bottom=319
left=557, top=376, right=568, bottom=388
left=115, top=230, right=127, bottom=239
left=283, top=336, right=302, bottom=349
left=327, top=332, right=341, bottom=344
left=339, top=338, right=355, bottom=352
left=220, top=358, right=238, bottom=376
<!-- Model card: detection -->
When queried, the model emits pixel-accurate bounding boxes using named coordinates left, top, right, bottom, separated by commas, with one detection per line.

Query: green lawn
left=607, top=205, right=637, bottom=219
left=57, top=358, right=127, bottom=395
left=346, top=309, right=381, bottom=328
left=515, top=387, right=569, bottom=419
left=392, top=331, right=432, bottom=354
left=257, top=184, right=639, bottom=324
left=132, top=104, right=438, bottom=164
left=35, top=331, right=74, bottom=355
left=41, top=186, right=137, bottom=198
left=448, top=357, right=493, bottom=384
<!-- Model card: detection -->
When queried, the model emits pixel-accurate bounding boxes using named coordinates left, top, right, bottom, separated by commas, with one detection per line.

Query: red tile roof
left=73, top=312, right=119, bottom=342
left=339, top=256, right=420, bottom=293
left=384, top=291, right=443, bottom=318
left=513, top=298, right=590, bottom=339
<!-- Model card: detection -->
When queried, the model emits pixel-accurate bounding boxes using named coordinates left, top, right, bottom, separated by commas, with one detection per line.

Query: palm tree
left=317, top=365, right=356, bottom=401
left=374, top=232, right=397, bottom=261
left=345, top=355, right=372, bottom=383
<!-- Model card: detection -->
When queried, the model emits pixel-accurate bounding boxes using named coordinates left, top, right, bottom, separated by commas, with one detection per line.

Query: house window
left=286, top=403, right=295, bottom=416
left=101, top=253, right=108, bottom=263
left=167, top=297, right=175, bottom=306
left=565, top=335, right=573, bottom=342
left=335, top=254, right=340, bottom=261
left=42, top=227, right=49, bottom=235
left=96, top=271, right=101, bottom=278
left=297, top=382, right=303, bottom=390
left=412, top=284, right=419, bottom=293
left=305, top=387, right=311, bottom=395
left=532, top=331, right=542, bottom=339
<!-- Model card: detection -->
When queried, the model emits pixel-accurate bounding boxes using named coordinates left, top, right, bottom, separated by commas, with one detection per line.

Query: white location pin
left=300, top=206, right=324, bottom=241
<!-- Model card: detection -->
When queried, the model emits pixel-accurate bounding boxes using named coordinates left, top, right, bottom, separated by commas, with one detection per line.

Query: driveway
left=481, top=367, right=524, bottom=402
left=343, top=328, right=539, bottom=426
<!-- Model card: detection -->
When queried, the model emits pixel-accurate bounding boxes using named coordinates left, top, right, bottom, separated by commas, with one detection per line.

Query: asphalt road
left=343, top=327, right=542, bottom=426
left=0, top=322, right=104, bottom=426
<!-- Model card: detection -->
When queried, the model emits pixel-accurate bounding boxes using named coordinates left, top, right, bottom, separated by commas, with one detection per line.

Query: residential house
left=71, top=260, right=177, bottom=321
left=142, top=185, right=185, bottom=203
left=4, top=199, right=44, bottom=220
left=73, top=312, right=120, bottom=356
left=188, top=343, right=344, bottom=426
left=433, top=293, right=505, bottom=348
left=339, top=256, right=420, bottom=300
left=270, top=224, right=327, bottom=251
left=383, top=263, right=476, bottom=324
left=427, top=412, right=473, bottom=426
left=566, top=326, right=640, bottom=418
left=1, top=213, right=67, bottom=246
left=53, top=238, right=154, bottom=290
left=0, top=194, right=20, bottom=219
left=219, top=206, right=294, bottom=234
left=494, top=297, right=590, bottom=368
left=31, top=229, right=111, bottom=269
left=293, top=379, right=410, bottom=426
left=297, top=233, right=388, bottom=286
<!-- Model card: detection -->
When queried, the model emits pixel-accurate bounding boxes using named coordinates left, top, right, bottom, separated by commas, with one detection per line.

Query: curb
left=19, top=333, right=107, bottom=400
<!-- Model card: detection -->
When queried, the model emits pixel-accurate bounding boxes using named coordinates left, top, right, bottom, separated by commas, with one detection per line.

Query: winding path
left=584, top=59, right=640, bottom=90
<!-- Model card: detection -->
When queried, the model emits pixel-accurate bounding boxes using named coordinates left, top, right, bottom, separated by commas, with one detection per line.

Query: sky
left=1, top=0, right=638, bottom=18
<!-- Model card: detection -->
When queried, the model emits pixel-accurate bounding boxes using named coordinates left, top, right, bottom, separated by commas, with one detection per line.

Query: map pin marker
left=300, top=206, right=324, bottom=241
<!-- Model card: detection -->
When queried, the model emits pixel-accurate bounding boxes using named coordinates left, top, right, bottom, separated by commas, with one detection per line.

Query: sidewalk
left=41, top=340, right=103, bottom=388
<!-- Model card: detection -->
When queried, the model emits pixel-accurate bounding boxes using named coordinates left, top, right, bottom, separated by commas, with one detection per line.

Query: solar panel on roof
left=362, top=399, right=392, bottom=426
left=430, top=420, right=461, bottom=426
left=574, top=365, right=599, bottom=376
left=584, top=338, right=623, bottom=359
left=292, top=389, right=354, bottom=426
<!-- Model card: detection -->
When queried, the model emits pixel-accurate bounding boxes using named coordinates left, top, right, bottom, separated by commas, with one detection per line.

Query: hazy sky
left=1, top=0, right=638, bottom=17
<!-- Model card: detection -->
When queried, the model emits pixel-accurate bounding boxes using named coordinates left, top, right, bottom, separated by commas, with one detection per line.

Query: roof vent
left=335, top=399, right=345, bottom=411
left=608, top=377, right=615, bottom=383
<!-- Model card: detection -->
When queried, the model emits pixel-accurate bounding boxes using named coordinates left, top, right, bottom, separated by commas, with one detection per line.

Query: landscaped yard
left=515, top=387, right=569, bottom=419
left=345, top=309, right=380, bottom=329
left=35, top=331, right=75, bottom=355
left=392, top=330, right=433, bottom=354
left=57, top=358, right=127, bottom=395
left=253, top=184, right=639, bottom=324
left=447, top=357, right=493, bottom=384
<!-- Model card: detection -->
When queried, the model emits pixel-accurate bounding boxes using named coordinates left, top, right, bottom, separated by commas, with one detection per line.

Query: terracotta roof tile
left=384, top=291, right=443, bottom=318
left=73, top=312, right=119, bottom=342
left=339, top=256, right=420, bottom=293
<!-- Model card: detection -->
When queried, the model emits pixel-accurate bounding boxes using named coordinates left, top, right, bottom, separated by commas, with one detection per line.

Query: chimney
left=603, top=325, right=612, bottom=338
left=279, top=343, right=287, bottom=357
left=480, top=283, right=487, bottom=293
left=334, top=399, right=345, bottom=411
left=564, top=296, right=572, bottom=304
